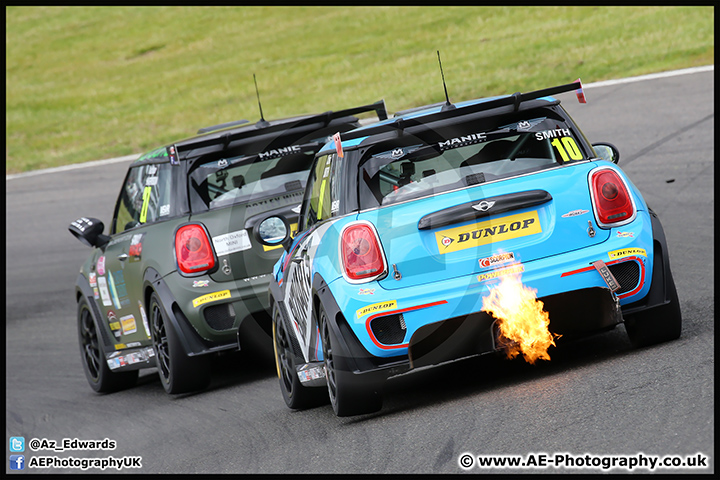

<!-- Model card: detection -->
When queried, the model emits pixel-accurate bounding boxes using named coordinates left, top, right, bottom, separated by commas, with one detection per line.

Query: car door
left=281, top=153, right=343, bottom=362
left=99, top=162, right=174, bottom=348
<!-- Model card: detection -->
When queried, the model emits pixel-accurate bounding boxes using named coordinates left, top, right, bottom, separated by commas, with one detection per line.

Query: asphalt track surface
left=5, top=69, right=714, bottom=474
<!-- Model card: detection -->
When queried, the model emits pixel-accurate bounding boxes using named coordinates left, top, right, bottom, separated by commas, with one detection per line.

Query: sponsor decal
left=106, top=346, right=155, bottom=370
left=561, top=209, right=589, bottom=218
left=145, top=176, right=158, bottom=186
left=517, top=120, right=532, bottom=130
left=356, top=300, right=397, bottom=319
left=534, top=128, right=571, bottom=141
left=114, top=344, right=127, bottom=351
left=616, top=231, right=635, bottom=238
left=96, top=256, right=106, bottom=276
left=193, top=280, right=210, bottom=288
left=160, top=204, right=170, bottom=216
left=88, top=272, right=97, bottom=287
left=608, top=247, right=646, bottom=260
left=438, top=132, right=487, bottom=150
left=212, top=229, right=252, bottom=256
left=107, top=234, right=131, bottom=247
left=97, top=276, right=112, bottom=307
left=93, top=287, right=100, bottom=300
left=479, top=252, right=516, bottom=269
left=259, top=145, right=302, bottom=160
left=120, top=315, right=137, bottom=335
left=192, top=290, right=231, bottom=308
left=218, top=159, right=228, bottom=167
left=147, top=165, right=158, bottom=175
left=107, top=310, right=117, bottom=325
left=477, top=263, right=525, bottom=282
left=358, top=288, right=375, bottom=295
left=391, top=148, right=405, bottom=159
left=138, top=301, right=151, bottom=339
left=129, top=233, right=144, bottom=262
left=167, top=145, right=179, bottom=166
left=435, top=211, right=542, bottom=254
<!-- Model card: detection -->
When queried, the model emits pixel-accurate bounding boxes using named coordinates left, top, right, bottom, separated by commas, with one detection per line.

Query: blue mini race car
left=259, top=81, right=682, bottom=416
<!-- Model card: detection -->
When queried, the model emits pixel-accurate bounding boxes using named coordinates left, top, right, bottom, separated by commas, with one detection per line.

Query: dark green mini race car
left=69, top=101, right=388, bottom=394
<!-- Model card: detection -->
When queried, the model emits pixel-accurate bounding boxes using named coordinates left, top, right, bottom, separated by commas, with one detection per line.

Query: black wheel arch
left=311, top=273, right=404, bottom=374
left=75, top=273, right=115, bottom=354
left=621, top=210, right=677, bottom=316
left=142, top=267, right=228, bottom=357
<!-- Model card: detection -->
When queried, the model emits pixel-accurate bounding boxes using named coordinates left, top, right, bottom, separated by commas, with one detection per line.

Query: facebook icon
left=9, top=455, right=25, bottom=470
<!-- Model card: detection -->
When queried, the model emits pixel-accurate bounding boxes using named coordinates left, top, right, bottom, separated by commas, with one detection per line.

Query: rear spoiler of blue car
left=339, top=81, right=584, bottom=143
left=170, top=100, right=388, bottom=159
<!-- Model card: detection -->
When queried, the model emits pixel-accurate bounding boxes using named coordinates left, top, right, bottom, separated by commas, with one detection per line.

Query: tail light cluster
left=175, top=224, right=216, bottom=275
left=590, top=167, right=636, bottom=227
left=340, top=222, right=387, bottom=282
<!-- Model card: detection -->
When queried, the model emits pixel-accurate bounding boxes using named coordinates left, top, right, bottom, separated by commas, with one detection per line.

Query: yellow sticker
left=192, top=290, right=231, bottom=308
left=139, top=186, right=152, bottom=223
left=435, top=211, right=541, bottom=254
left=608, top=248, right=647, bottom=260
left=477, top=263, right=525, bottom=282
left=120, top=315, right=137, bottom=335
left=114, top=344, right=127, bottom=350
left=109, top=322, right=121, bottom=331
left=356, top=300, right=397, bottom=319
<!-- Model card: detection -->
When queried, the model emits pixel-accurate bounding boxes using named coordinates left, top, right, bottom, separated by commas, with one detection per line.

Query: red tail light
left=340, top=222, right=386, bottom=282
left=590, top=167, right=636, bottom=227
left=175, top=224, right=216, bottom=275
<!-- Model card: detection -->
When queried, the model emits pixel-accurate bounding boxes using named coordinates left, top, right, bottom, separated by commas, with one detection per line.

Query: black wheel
left=625, top=269, right=682, bottom=348
left=149, top=292, right=211, bottom=394
left=318, top=303, right=384, bottom=417
left=272, top=304, right=328, bottom=409
left=77, top=296, right=138, bottom=393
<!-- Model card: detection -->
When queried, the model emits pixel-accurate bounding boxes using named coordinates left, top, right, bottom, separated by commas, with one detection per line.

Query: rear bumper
left=325, top=211, right=670, bottom=365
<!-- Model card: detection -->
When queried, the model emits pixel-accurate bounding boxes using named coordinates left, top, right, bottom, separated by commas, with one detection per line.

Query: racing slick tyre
left=624, top=269, right=682, bottom=348
left=272, top=304, right=328, bottom=410
left=318, top=302, right=384, bottom=417
left=149, top=292, right=211, bottom=394
left=77, top=297, right=138, bottom=393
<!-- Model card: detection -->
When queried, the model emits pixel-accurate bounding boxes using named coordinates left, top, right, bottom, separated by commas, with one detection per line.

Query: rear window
left=358, top=108, right=589, bottom=209
left=189, top=150, right=315, bottom=210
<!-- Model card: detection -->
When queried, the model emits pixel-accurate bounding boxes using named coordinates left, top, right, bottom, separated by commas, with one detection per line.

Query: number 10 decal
left=551, top=137, right=583, bottom=163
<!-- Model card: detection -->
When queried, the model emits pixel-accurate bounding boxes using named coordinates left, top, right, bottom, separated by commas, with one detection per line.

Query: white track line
left=6, top=65, right=713, bottom=181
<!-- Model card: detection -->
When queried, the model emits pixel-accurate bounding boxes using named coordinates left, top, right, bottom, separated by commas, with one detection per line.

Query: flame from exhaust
left=481, top=268, right=558, bottom=364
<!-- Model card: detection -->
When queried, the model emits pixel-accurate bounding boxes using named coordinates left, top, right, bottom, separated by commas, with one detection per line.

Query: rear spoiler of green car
left=167, top=100, right=388, bottom=161
left=339, top=81, right=585, bottom=143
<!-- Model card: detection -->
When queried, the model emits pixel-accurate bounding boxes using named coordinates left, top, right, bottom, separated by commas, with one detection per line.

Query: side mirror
left=254, top=215, right=292, bottom=252
left=69, top=217, right=110, bottom=249
left=592, top=142, right=620, bottom=164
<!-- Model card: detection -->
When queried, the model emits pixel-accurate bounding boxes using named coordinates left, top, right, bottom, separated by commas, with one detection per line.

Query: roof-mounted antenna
left=253, top=73, right=270, bottom=128
left=437, top=50, right=455, bottom=111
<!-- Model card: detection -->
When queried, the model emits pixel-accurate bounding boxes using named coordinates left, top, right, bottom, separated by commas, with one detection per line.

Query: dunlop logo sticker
left=356, top=300, right=397, bottom=319
left=435, top=211, right=541, bottom=254
left=477, top=264, right=525, bottom=282
left=193, top=290, right=231, bottom=308
left=608, top=248, right=647, bottom=261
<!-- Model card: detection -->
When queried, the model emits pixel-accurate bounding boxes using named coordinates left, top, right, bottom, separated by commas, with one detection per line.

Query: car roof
left=134, top=100, right=388, bottom=165
left=318, top=81, right=583, bottom=156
